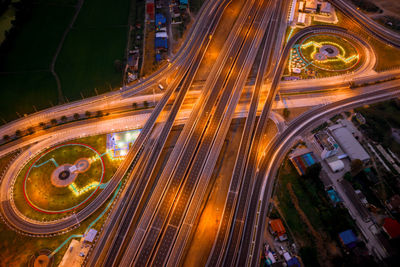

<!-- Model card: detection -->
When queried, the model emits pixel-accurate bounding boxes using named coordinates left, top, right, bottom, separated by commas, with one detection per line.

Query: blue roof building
left=155, top=53, right=162, bottom=62
left=287, top=257, right=301, bottom=267
left=155, top=37, right=168, bottom=49
left=339, top=230, right=357, bottom=249
left=180, top=0, right=188, bottom=5
left=156, top=13, right=166, bottom=26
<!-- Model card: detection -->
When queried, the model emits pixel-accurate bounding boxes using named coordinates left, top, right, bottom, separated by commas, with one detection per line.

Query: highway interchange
left=1, top=0, right=400, bottom=266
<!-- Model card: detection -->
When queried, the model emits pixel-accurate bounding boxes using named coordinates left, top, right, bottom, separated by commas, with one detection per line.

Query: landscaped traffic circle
left=289, top=33, right=362, bottom=76
left=21, top=143, right=105, bottom=214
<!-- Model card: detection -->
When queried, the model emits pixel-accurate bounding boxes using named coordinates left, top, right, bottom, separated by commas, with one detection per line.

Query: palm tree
left=96, top=110, right=103, bottom=117
left=39, top=122, right=46, bottom=129
left=143, top=101, right=149, bottom=108
left=73, top=113, right=80, bottom=120
left=61, top=115, right=68, bottom=122
left=132, top=102, right=137, bottom=109
left=50, top=119, right=57, bottom=126
left=85, top=111, right=91, bottom=117
left=3, top=135, right=10, bottom=141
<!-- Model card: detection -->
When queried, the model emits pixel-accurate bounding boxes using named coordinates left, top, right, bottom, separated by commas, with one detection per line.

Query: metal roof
left=331, top=127, right=370, bottom=162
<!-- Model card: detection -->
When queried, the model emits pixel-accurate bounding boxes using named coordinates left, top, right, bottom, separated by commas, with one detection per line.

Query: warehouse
left=330, top=126, right=370, bottom=163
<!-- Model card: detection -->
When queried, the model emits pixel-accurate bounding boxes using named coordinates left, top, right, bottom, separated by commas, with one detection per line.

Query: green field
left=56, top=0, right=130, bottom=100
left=0, top=0, right=131, bottom=123
left=13, top=134, right=120, bottom=221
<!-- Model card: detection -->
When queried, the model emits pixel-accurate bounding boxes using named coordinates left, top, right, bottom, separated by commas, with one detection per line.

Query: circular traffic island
left=14, top=143, right=105, bottom=220
left=288, top=33, right=363, bottom=77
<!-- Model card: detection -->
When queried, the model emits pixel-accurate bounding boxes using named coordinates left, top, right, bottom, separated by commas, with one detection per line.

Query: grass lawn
left=56, top=27, right=127, bottom=99
left=13, top=134, right=120, bottom=221
left=55, top=0, right=130, bottom=100
left=285, top=33, right=362, bottom=80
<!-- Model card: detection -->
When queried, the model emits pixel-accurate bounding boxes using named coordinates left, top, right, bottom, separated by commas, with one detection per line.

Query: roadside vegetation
left=273, top=159, right=356, bottom=266
left=0, top=188, right=114, bottom=266
left=354, top=100, right=400, bottom=154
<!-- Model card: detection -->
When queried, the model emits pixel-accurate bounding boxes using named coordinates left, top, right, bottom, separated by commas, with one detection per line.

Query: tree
left=143, top=101, right=149, bottom=108
left=15, top=129, right=22, bottom=137
left=3, top=134, right=10, bottom=141
left=132, top=102, right=137, bottom=109
left=96, top=110, right=103, bottom=117
left=27, top=127, right=34, bottom=135
left=50, top=118, right=57, bottom=126
left=85, top=111, right=91, bottom=117
left=304, top=163, right=322, bottom=180
left=73, top=113, right=80, bottom=120
left=350, top=159, right=363, bottom=176
left=283, top=108, right=290, bottom=119
left=39, top=122, right=46, bottom=129
left=61, top=115, right=68, bottom=122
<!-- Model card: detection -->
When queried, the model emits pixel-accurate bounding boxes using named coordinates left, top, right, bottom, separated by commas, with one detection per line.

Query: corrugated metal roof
left=331, top=127, right=370, bottom=162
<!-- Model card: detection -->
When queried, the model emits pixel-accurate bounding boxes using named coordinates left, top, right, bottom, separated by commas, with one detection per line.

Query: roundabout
left=288, top=32, right=364, bottom=76
left=19, top=143, right=105, bottom=216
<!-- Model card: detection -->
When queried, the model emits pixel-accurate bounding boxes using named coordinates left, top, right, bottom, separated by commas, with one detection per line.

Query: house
left=179, top=0, right=188, bottom=7
left=304, top=0, right=317, bottom=13
left=84, top=228, right=97, bottom=243
left=289, top=148, right=318, bottom=176
left=269, top=219, right=287, bottom=241
left=386, top=194, right=400, bottom=214
left=156, top=13, right=166, bottom=28
left=382, top=218, right=400, bottom=239
left=146, top=0, right=155, bottom=21
left=339, top=229, right=358, bottom=249
left=155, top=37, right=168, bottom=50
left=172, top=6, right=181, bottom=18
left=127, top=53, right=139, bottom=71
left=320, top=1, right=331, bottom=14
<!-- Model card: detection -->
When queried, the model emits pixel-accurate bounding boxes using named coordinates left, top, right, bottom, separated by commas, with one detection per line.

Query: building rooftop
left=330, top=127, right=370, bottom=162
left=383, top=218, right=400, bottom=239
left=339, top=229, right=357, bottom=247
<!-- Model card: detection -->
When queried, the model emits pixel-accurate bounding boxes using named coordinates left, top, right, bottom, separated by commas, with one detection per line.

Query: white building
left=330, top=126, right=370, bottom=163
left=327, top=159, right=345, bottom=173
left=297, top=12, right=306, bottom=24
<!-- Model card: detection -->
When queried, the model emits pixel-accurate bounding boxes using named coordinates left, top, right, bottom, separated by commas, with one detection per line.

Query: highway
left=1, top=0, right=400, bottom=265
left=116, top=0, right=273, bottom=265
left=207, top=0, right=289, bottom=265
left=90, top=0, right=232, bottom=265
left=0, top=0, right=231, bottom=235
left=330, top=0, right=400, bottom=48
